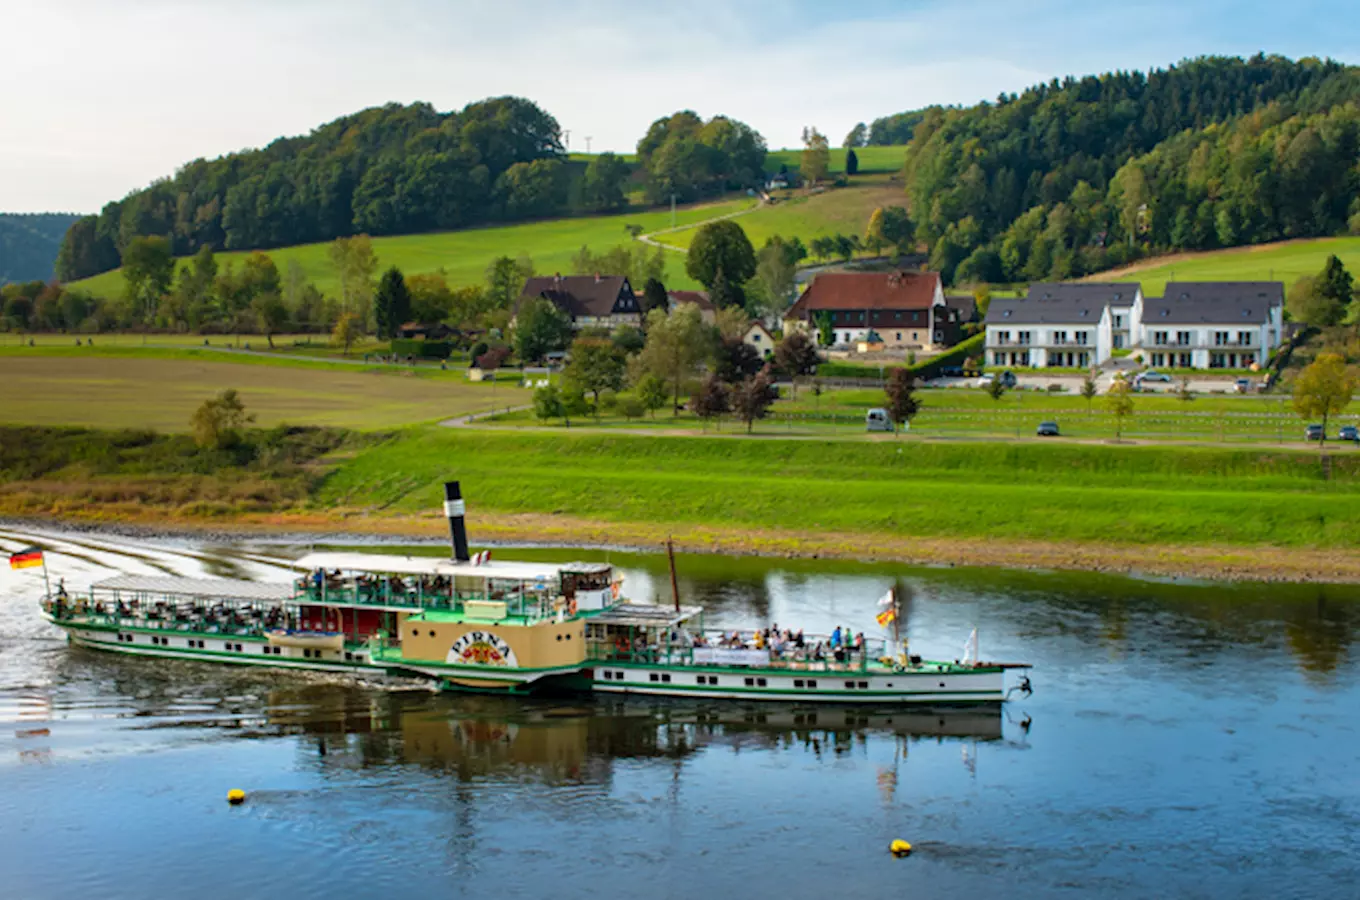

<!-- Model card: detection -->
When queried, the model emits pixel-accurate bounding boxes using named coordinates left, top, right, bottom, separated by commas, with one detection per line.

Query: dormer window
left=1160, top=309, right=1169, bottom=317
left=1003, top=310, right=1012, bottom=318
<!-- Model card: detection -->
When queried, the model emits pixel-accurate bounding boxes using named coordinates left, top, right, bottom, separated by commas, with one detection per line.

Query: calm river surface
left=1, top=526, right=1359, bottom=899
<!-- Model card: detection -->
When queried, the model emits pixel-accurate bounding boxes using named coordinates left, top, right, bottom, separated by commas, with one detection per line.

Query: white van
left=866, top=408, right=896, bottom=432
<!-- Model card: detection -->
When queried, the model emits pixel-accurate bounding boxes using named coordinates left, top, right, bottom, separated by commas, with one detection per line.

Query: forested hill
left=865, top=54, right=1360, bottom=284
left=56, top=97, right=582, bottom=282
left=0, top=213, right=82, bottom=284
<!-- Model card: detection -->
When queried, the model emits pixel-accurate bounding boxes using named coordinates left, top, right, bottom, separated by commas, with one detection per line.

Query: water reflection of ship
left=264, top=688, right=1020, bottom=783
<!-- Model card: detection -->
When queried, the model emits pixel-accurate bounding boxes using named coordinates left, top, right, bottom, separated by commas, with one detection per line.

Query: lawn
left=652, top=178, right=905, bottom=253
left=764, top=146, right=908, bottom=175
left=68, top=197, right=754, bottom=301
left=0, top=355, right=522, bottom=431
left=491, top=383, right=1325, bottom=444
left=319, top=428, right=1360, bottom=550
left=1092, top=236, right=1360, bottom=296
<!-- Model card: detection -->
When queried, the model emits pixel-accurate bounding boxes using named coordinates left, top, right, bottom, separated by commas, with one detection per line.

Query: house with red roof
left=782, top=270, right=959, bottom=349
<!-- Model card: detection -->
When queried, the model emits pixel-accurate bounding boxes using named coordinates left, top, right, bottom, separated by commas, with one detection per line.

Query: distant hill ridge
left=1, top=213, right=82, bottom=284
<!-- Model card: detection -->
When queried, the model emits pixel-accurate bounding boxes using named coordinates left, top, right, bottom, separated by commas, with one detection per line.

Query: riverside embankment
left=5, top=425, right=1360, bottom=583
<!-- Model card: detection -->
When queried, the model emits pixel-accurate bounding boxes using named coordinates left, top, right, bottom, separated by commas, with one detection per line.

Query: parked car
left=1138, top=371, right=1173, bottom=383
left=975, top=374, right=995, bottom=387
left=1339, top=425, right=1359, bottom=443
left=1306, top=424, right=1325, bottom=441
left=865, top=408, right=895, bottom=432
left=1234, top=378, right=1253, bottom=394
left=1036, top=421, right=1060, bottom=437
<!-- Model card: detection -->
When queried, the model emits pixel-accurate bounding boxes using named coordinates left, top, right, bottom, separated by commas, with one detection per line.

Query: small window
left=845, top=680, right=856, bottom=689
left=556, top=634, right=562, bottom=641
left=565, top=633, right=571, bottom=640
left=345, top=652, right=353, bottom=661
left=429, top=630, right=436, bottom=638
left=807, top=680, right=817, bottom=688
left=858, top=681, right=868, bottom=689
left=615, top=671, right=624, bottom=680
left=744, top=677, right=754, bottom=687
left=695, top=675, right=705, bottom=684
left=757, top=678, right=767, bottom=687
left=649, top=673, right=659, bottom=682
left=262, top=646, right=271, bottom=654
left=661, top=674, right=671, bottom=683
left=938, top=681, right=946, bottom=688
left=794, top=679, right=804, bottom=688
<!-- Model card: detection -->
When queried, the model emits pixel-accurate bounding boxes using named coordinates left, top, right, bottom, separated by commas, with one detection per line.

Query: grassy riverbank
left=6, top=425, right=1360, bottom=582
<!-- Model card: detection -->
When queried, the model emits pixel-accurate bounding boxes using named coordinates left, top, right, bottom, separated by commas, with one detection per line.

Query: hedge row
left=389, top=339, right=453, bottom=359
left=814, top=333, right=985, bottom=381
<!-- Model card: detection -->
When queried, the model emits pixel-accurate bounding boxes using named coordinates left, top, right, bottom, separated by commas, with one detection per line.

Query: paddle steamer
left=33, top=482, right=1031, bottom=705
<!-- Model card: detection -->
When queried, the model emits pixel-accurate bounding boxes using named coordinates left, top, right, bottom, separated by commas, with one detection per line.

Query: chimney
left=443, top=481, right=470, bottom=562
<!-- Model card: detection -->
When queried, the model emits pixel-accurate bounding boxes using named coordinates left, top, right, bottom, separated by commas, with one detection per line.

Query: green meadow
left=1095, top=236, right=1360, bottom=295
left=69, top=198, right=753, bottom=300
left=320, top=428, right=1360, bottom=549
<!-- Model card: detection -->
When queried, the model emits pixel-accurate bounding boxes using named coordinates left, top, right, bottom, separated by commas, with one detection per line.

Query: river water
left=1, top=526, right=1358, bottom=899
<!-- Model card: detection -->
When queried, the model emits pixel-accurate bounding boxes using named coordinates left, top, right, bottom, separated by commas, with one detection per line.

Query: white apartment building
left=984, top=283, right=1137, bottom=368
left=984, top=281, right=1283, bottom=370
left=1140, top=282, right=1285, bottom=370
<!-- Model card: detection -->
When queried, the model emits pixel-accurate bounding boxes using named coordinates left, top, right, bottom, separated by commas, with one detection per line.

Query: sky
left=4, top=0, right=1360, bottom=214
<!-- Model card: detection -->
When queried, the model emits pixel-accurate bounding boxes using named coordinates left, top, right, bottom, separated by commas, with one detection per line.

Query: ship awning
left=90, top=575, right=294, bottom=603
left=292, top=551, right=607, bottom=582
left=588, top=603, right=703, bottom=629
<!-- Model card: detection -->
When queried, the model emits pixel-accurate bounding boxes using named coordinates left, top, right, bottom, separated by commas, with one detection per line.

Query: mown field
left=652, top=178, right=904, bottom=253
left=68, top=197, right=752, bottom=300
left=319, top=428, right=1360, bottom=549
left=0, top=353, right=519, bottom=431
left=1095, top=236, right=1360, bottom=296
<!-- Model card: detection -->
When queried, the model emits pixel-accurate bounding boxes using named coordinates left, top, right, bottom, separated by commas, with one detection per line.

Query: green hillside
left=652, top=177, right=903, bottom=252
left=764, top=145, right=907, bottom=175
left=1092, top=236, right=1360, bottom=295
left=70, top=198, right=750, bottom=299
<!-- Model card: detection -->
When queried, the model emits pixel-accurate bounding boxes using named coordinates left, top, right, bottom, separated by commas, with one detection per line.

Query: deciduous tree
left=636, top=373, right=669, bottom=418
left=191, top=389, right=253, bottom=450
left=774, top=330, right=820, bottom=396
left=686, top=219, right=756, bottom=289
left=563, top=336, right=626, bottom=409
left=732, top=371, right=778, bottom=433
left=580, top=152, right=630, bottom=211
left=1106, top=378, right=1135, bottom=440
left=121, top=235, right=175, bottom=322
left=1293, top=352, right=1358, bottom=447
left=884, top=369, right=921, bottom=434
left=690, top=374, right=731, bottom=425
left=331, top=311, right=362, bottom=355
left=801, top=127, right=830, bottom=184
left=513, top=296, right=573, bottom=364
left=533, top=383, right=564, bottom=423
left=637, top=304, right=711, bottom=412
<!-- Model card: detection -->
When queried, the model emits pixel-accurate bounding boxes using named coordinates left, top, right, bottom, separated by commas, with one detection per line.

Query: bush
left=390, top=338, right=452, bottom=359
left=618, top=395, right=645, bottom=420
left=470, top=341, right=489, bottom=361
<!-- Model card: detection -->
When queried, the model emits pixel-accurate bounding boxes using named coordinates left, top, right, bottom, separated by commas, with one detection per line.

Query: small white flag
left=877, top=589, right=895, bottom=608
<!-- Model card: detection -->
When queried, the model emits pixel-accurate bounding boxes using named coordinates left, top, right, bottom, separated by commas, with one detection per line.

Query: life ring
left=610, top=580, right=621, bottom=600
left=568, top=598, right=578, bottom=617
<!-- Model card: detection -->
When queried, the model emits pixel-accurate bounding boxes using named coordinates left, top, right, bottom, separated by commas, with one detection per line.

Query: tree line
left=867, top=54, right=1360, bottom=284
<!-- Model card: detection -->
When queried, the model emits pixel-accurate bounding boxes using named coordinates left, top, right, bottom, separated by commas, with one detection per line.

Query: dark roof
left=1144, top=282, right=1283, bottom=325
left=944, top=294, right=977, bottom=322
left=1027, top=282, right=1140, bottom=306
left=785, top=271, right=940, bottom=320
left=517, top=275, right=637, bottom=319
left=668, top=290, right=714, bottom=311
left=984, top=287, right=1113, bottom=326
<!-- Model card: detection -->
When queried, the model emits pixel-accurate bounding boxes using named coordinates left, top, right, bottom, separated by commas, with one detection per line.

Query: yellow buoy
left=890, top=839, right=912, bottom=857
left=227, top=789, right=246, bottom=805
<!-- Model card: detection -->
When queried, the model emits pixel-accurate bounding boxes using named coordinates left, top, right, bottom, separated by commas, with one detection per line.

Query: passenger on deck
left=830, top=626, right=842, bottom=648
left=854, top=632, right=865, bottom=653
left=753, top=630, right=766, bottom=650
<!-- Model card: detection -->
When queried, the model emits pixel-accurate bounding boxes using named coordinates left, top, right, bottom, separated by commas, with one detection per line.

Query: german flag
left=9, top=547, right=44, bottom=570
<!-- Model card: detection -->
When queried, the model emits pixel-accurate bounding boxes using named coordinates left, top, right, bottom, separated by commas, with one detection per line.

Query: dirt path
left=636, top=198, right=764, bottom=253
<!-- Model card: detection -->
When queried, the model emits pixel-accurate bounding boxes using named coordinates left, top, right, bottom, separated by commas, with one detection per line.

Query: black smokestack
left=443, top=481, right=470, bottom=562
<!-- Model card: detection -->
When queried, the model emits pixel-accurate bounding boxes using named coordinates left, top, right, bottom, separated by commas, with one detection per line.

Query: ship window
left=794, top=679, right=804, bottom=688
left=649, top=673, right=659, bottom=682
left=303, top=649, right=311, bottom=659
left=262, top=646, right=270, bottom=654
left=345, top=652, right=353, bottom=661
left=236, top=644, right=243, bottom=652
left=695, top=675, right=705, bottom=684
left=807, top=680, right=817, bottom=688
left=615, top=671, right=624, bottom=680
left=429, top=630, right=436, bottom=638
left=565, top=633, right=571, bottom=640
left=757, top=678, right=767, bottom=687
left=859, top=681, right=868, bottom=689
left=845, top=680, right=856, bottom=689
left=556, top=634, right=562, bottom=641
left=603, top=671, right=611, bottom=680
left=745, top=677, right=754, bottom=686
left=938, top=682, right=946, bottom=688
left=661, top=674, right=671, bottom=683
